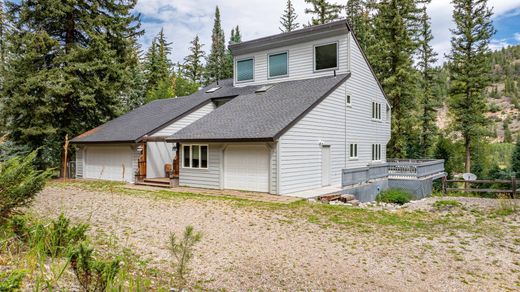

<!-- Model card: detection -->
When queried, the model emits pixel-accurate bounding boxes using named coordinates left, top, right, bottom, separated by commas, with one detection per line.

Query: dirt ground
left=31, top=182, right=520, bottom=291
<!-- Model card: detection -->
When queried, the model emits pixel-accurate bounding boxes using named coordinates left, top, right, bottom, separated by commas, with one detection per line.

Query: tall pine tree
left=183, top=35, right=205, bottom=84
left=2, top=0, right=142, bottom=171
left=416, top=5, right=439, bottom=158
left=144, top=28, right=174, bottom=102
left=447, top=0, right=495, bottom=173
left=370, top=0, right=422, bottom=158
left=345, top=0, right=374, bottom=51
left=304, top=0, right=343, bottom=25
left=206, top=6, right=228, bottom=83
left=280, top=0, right=300, bottom=32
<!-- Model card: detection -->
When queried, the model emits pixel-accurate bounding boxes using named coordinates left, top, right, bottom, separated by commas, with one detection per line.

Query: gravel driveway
left=31, top=183, right=520, bottom=291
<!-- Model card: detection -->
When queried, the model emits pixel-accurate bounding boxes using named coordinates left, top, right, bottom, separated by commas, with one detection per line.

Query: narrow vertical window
left=349, top=144, right=358, bottom=159
left=192, top=145, right=200, bottom=168
left=183, top=145, right=190, bottom=167
left=201, top=146, right=208, bottom=168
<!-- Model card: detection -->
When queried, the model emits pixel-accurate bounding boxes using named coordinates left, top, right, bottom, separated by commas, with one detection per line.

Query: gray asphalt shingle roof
left=168, top=74, right=350, bottom=142
left=71, top=79, right=259, bottom=143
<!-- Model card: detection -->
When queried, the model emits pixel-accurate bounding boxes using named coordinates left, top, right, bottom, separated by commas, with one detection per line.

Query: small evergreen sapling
left=0, top=151, right=51, bottom=224
left=168, top=225, right=202, bottom=289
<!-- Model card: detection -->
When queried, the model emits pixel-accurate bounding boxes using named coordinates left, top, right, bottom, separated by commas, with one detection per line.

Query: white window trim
left=182, top=144, right=209, bottom=169
left=267, top=51, right=289, bottom=79
left=371, top=144, right=382, bottom=162
left=313, top=41, right=339, bottom=73
left=372, top=101, right=382, bottom=121
left=346, top=89, right=352, bottom=107
left=235, top=57, right=255, bottom=83
left=349, top=143, right=358, bottom=160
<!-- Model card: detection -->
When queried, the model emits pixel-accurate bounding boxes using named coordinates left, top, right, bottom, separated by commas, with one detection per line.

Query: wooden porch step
left=143, top=178, right=170, bottom=185
left=136, top=181, right=172, bottom=188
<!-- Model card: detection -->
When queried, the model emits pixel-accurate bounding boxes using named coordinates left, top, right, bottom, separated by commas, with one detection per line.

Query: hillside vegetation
left=438, top=45, right=520, bottom=143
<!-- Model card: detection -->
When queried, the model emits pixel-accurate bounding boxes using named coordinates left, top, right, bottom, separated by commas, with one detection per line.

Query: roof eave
left=166, top=137, right=276, bottom=143
left=229, top=20, right=350, bottom=56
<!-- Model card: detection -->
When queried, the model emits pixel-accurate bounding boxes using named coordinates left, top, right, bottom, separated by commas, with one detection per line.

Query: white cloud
left=515, top=33, right=520, bottom=42
left=133, top=0, right=520, bottom=66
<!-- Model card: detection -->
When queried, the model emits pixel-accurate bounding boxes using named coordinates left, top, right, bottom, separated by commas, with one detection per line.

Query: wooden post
left=512, top=176, right=517, bottom=199
left=63, top=134, right=69, bottom=179
left=442, top=176, right=447, bottom=196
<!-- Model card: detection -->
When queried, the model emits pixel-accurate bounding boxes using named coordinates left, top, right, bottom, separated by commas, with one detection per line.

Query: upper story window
left=236, top=58, right=254, bottom=82
left=314, top=42, right=338, bottom=71
left=372, top=101, right=382, bottom=120
left=268, top=52, right=288, bottom=78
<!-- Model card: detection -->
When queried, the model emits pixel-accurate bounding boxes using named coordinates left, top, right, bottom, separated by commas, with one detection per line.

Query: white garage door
left=85, top=146, right=133, bottom=182
left=224, top=145, right=269, bottom=192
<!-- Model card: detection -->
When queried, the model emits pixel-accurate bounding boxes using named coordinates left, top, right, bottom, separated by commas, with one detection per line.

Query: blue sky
left=133, top=0, right=520, bottom=66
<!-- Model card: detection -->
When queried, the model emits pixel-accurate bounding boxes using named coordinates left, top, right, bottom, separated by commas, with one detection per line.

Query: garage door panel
left=224, top=146, right=269, bottom=192
left=85, top=146, right=133, bottom=182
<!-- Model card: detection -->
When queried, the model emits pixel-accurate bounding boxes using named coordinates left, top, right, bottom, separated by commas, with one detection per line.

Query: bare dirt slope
left=31, top=183, right=520, bottom=291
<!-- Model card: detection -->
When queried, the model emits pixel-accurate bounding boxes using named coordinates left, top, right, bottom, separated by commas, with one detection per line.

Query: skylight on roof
left=206, top=86, right=221, bottom=93
left=255, top=85, right=274, bottom=93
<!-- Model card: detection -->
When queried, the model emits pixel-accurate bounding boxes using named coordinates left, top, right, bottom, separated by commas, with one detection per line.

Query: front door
left=321, top=145, right=331, bottom=186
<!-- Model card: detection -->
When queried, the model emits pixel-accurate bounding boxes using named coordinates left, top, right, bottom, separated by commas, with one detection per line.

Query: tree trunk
left=464, top=136, right=471, bottom=173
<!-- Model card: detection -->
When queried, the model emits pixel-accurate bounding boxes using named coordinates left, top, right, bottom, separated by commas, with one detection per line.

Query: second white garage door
left=85, top=146, right=134, bottom=182
left=224, top=145, right=269, bottom=192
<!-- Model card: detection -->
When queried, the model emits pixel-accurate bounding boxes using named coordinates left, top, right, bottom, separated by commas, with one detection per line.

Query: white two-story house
left=71, top=19, right=391, bottom=196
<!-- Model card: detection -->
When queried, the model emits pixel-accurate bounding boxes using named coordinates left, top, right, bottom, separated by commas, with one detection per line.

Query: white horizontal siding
left=278, top=32, right=391, bottom=195
left=344, top=31, right=391, bottom=169
left=75, top=147, right=84, bottom=179
left=152, top=102, right=216, bottom=137
left=179, top=144, right=222, bottom=189
left=278, top=82, right=347, bottom=194
left=234, top=35, right=349, bottom=87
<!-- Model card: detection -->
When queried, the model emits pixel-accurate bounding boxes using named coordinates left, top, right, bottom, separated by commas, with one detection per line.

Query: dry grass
left=16, top=180, right=520, bottom=290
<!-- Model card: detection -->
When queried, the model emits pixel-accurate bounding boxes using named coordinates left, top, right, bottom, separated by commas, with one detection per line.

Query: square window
left=315, top=43, right=338, bottom=71
left=236, top=58, right=254, bottom=82
left=269, top=52, right=288, bottom=78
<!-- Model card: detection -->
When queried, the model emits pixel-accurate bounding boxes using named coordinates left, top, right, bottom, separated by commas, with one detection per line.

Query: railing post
left=442, top=176, right=447, bottom=196
left=512, top=176, right=517, bottom=199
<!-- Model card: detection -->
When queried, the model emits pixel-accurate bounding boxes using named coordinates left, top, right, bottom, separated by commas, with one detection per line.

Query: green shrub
left=0, top=270, right=25, bottom=291
left=0, top=151, right=52, bottom=224
left=31, top=214, right=88, bottom=257
left=69, top=242, right=120, bottom=292
left=376, top=189, right=413, bottom=205
left=168, top=226, right=202, bottom=289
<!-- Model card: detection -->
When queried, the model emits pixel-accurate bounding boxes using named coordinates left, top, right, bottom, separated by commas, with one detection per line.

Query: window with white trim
left=371, top=144, right=382, bottom=161
left=182, top=145, right=208, bottom=169
left=268, top=52, right=288, bottom=78
left=349, top=143, right=358, bottom=159
left=372, top=101, right=382, bottom=120
left=236, top=58, right=254, bottom=82
left=314, top=42, right=338, bottom=71
left=346, top=92, right=352, bottom=106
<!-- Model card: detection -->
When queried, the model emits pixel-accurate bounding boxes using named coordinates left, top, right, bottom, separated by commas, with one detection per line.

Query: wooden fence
left=441, top=177, right=517, bottom=198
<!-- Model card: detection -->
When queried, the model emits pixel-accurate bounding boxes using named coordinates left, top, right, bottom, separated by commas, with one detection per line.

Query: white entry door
left=224, top=145, right=269, bottom=192
left=321, top=146, right=331, bottom=186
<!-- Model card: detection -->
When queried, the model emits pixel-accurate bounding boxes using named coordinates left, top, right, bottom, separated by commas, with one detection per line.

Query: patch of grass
left=433, top=200, right=462, bottom=211
left=376, top=189, right=413, bottom=205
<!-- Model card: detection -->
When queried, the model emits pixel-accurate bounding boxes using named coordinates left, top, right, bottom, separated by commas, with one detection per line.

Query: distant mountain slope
left=437, top=45, right=520, bottom=142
